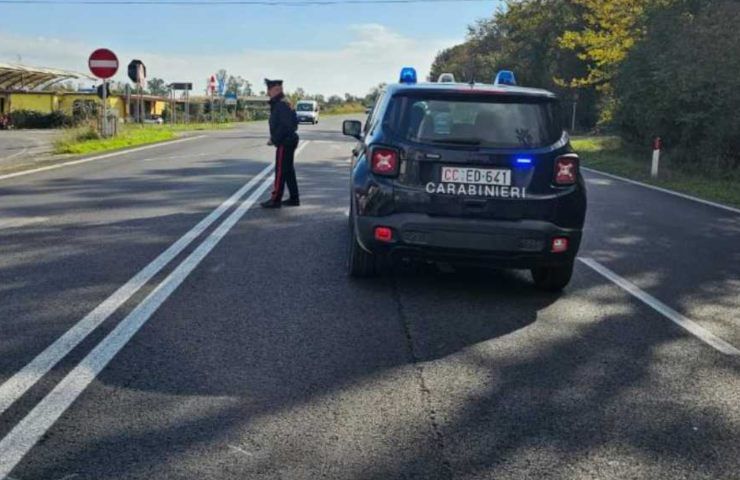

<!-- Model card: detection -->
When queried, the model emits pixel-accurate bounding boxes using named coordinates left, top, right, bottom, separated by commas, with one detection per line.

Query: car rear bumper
left=355, top=213, right=582, bottom=268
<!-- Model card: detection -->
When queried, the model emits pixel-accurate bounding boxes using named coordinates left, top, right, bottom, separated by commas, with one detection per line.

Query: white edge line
left=0, top=162, right=274, bottom=417
left=0, top=178, right=271, bottom=479
left=582, top=167, right=740, bottom=215
left=0, top=135, right=206, bottom=182
left=578, top=257, right=740, bottom=356
left=0, top=141, right=311, bottom=479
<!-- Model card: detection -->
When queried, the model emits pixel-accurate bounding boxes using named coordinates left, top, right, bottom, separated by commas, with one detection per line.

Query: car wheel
left=531, top=262, right=573, bottom=292
left=347, top=219, right=376, bottom=278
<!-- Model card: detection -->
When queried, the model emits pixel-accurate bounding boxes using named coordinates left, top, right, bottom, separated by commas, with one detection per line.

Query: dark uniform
left=262, top=79, right=300, bottom=208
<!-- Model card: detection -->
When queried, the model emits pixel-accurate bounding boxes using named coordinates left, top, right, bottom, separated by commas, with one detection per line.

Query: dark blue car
left=343, top=70, right=587, bottom=291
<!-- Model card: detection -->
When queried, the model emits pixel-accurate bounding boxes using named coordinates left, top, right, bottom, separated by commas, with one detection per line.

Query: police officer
left=261, top=78, right=300, bottom=208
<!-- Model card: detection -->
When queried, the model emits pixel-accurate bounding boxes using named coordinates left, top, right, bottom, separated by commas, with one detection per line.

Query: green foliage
left=430, top=0, right=740, bottom=171
left=147, top=78, right=168, bottom=96
left=614, top=0, right=740, bottom=170
left=9, top=110, right=75, bottom=129
left=558, top=0, right=658, bottom=88
left=322, top=102, right=366, bottom=115
left=54, top=126, right=175, bottom=155
left=572, top=135, right=740, bottom=207
left=430, top=0, right=600, bottom=129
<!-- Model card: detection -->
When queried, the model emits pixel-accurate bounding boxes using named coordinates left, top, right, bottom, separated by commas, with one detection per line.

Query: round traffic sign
left=88, top=48, right=119, bottom=79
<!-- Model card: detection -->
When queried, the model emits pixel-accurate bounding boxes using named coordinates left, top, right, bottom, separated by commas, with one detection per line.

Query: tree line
left=430, top=0, right=740, bottom=171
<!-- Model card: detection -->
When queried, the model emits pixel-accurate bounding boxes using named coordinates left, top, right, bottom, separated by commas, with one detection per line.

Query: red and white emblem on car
left=557, top=163, right=573, bottom=177
left=376, top=153, right=393, bottom=170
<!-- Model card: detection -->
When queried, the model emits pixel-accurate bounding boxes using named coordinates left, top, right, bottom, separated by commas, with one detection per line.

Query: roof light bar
left=437, top=73, right=455, bottom=83
left=494, top=70, right=517, bottom=86
left=399, top=67, right=417, bottom=84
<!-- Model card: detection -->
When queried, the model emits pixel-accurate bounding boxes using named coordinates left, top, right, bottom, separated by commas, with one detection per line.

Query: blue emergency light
left=494, top=70, right=517, bottom=86
left=399, top=67, right=417, bottom=84
left=516, top=157, right=533, bottom=165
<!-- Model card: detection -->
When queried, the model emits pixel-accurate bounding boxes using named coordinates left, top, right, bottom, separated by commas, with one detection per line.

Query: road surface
left=0, top=116, right=738, bottom=479
left=0, top=130, right=61, bottom=173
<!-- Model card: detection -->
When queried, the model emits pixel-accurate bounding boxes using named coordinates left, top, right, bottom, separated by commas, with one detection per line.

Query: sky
left=0, top=0, right=501, bottom=97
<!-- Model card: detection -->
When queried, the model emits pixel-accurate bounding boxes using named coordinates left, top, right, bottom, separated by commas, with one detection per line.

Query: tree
left=364, top=83, right=387, bottom=106
left=429, top=0, right=599, bottom=128
left=614, top=0, right=740, bottom=169
left=147, top=78, right=168, bottom=96
left=327, top=95, right=343, bottom=106
left=226, top=75, right=246, bottom=96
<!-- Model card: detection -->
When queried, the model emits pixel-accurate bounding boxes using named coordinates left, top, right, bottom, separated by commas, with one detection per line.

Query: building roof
left=0, top=63, right=94, bottom=91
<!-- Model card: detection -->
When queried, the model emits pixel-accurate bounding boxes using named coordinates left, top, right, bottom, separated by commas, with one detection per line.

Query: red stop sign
left=88, top=48, right=119, bottom=79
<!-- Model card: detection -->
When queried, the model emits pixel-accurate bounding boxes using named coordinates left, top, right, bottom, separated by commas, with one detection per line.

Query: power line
left=0, top=0, right=495, bottom=4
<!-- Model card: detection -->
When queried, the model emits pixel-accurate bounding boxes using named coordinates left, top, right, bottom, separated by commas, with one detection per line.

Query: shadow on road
left=3, top=153, right=739, bottom=480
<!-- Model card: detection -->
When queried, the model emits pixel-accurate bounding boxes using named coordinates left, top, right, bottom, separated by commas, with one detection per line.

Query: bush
left=9, top=109, right=76, bottom=129
left=614, top=0, right=740, bottom=171
left=75, top=127, right=101, bottom=142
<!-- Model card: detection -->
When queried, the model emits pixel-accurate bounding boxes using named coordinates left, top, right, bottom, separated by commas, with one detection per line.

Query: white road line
left=0, top=162, right=274, bottom=417
left=0, top=217, right=48, bottom=230
left=579, top=257, right=740, bottom=356
left=582, top=167, right=740, bottom=215
left=0, top=141, right=311, bottom=479
left=0, top=136, right=205, bottom=182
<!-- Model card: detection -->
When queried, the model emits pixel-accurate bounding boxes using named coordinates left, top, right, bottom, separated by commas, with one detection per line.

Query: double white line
left=0, top=141, right=309, bottom=479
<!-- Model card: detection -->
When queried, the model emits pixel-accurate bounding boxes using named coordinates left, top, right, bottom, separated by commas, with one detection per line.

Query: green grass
left=322, top=103, right=366, bottom=115
left=52, top=122, right=237, bottom=155
left=160, top=122, right=237, bottom=132
left=54, top=126, right=176, bottom=155
left=571, top=135, right=740, bottom=209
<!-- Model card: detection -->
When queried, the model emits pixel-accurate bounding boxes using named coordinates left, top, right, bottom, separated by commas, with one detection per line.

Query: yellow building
left=0, top=63, right=174, bottom=121
left=0, top=90, right=170, bottom=120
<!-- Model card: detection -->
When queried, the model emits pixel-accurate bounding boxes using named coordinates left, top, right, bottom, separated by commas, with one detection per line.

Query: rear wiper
left=430, top=138, right=481, bottom=145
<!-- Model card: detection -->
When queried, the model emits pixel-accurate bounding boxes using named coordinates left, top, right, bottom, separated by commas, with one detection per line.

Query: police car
left=343, top=68, right=587, bottom=291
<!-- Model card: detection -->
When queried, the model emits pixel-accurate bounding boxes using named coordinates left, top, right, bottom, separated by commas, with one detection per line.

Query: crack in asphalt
left=391, top=274, right=454, bottom=480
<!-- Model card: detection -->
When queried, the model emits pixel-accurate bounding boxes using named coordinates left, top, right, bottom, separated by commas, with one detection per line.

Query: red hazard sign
left=88, top=49, right=119, bottom=79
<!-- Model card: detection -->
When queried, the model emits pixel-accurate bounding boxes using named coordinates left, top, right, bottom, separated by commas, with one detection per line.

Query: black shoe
left=283, top=198, right=300, bottom=207
left=260, top=199, right=281, bottom=209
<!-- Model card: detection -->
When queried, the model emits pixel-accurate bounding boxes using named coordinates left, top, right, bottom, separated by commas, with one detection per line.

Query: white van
left=295, top=100, right=320, bottom=124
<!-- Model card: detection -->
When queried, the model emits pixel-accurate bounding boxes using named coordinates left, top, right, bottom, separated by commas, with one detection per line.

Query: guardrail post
left=651, top=137, right=662, bottom=178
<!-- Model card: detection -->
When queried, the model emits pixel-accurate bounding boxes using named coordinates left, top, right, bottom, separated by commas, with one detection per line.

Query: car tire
left=347, top=220, right=377, bottom=278
left=531, top=262, right=573, bottom=292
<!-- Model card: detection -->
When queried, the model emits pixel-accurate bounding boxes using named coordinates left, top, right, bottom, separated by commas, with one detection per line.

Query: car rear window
left=385, top=93, right=563, bottom=149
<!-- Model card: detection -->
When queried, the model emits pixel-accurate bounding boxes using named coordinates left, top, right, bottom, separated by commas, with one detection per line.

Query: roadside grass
left=322, top=103, right=366, bottom=115
left=572, top=135, right=740, bottom=209
left=53, top=122, right=236, bottom=155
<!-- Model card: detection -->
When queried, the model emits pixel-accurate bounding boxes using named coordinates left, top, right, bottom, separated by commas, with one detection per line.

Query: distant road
left=0, top=115, right=738, bottom=480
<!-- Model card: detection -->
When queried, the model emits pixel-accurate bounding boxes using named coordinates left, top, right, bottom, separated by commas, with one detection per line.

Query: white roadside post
left=651, top=136, right=662, bottom=178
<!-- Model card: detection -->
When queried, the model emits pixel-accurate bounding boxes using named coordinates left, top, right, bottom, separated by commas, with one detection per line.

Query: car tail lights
left=551, top=237, right=569, bottom=253
left=370, top=147, right=400, bottom=176
left=374, top=227, right=393, bottom=242
left=554, top=154, right=579, bottom=185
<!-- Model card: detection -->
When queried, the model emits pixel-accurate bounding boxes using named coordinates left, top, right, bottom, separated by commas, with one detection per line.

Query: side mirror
left=343, top=120, right=362, bottom=139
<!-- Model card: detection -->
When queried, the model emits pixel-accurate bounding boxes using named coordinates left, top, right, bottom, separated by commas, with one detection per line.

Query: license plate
left=440, top=166, right=511, bottom=186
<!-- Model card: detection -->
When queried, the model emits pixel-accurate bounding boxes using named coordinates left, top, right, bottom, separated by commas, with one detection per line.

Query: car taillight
left=370, top=147, right=399, bottom=176
left=374, top=226, right=393, bottom=242
left=554, top=154, right=579, bottom=185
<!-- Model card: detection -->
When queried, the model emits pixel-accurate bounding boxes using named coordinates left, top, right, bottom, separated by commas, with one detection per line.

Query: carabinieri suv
left=343, top=69, right=587, bottom=291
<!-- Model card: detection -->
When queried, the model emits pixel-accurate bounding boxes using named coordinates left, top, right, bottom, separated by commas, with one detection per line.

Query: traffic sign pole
left=101, top=79, right=108, bottom=137
left=89, top=49, right=119, bottom=137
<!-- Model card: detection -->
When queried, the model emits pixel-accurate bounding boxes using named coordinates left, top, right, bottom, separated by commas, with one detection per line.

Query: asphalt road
left=0, top=130, right=60, bottom=172
left=0, top=115, right=738, bottom=480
